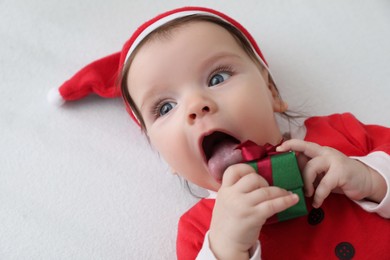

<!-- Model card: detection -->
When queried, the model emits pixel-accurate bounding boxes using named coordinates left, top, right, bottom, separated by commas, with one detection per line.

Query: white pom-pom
left=47, top=88, right=66, bottom=106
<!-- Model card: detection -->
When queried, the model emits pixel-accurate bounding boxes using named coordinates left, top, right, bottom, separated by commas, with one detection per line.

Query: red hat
left=48, top=6, right=270, bottom=125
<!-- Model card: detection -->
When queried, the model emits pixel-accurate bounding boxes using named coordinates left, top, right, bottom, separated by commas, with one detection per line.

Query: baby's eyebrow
left=200, top=52, right=241, bottom=68
left=139, top=86, right=160, bottom=111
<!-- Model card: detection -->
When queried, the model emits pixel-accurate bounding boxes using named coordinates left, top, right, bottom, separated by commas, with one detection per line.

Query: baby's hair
left=120, top=14, right=286, bottom=131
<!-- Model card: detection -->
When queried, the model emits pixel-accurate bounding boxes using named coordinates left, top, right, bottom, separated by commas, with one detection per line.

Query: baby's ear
left=267, top=74, right=288, bottom=113
left=169, top=167, right=178, bottom=176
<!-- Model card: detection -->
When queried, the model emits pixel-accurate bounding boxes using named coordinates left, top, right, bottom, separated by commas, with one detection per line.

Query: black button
left=307, top=208, right=324, bottom=225
left=335, top=242, right=355, bottom=259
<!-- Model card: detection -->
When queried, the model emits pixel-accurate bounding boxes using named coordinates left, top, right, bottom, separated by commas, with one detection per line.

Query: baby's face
left=127, top=21, right=284, bottom=191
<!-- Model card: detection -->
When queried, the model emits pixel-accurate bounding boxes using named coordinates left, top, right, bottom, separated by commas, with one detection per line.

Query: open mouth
left=201, top=131, right=243, bottom=182
left=201, top=131, right=240, bottom=162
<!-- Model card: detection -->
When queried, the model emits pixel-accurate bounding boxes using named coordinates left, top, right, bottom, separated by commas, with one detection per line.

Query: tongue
left=208, top=141, right=243, bottom=182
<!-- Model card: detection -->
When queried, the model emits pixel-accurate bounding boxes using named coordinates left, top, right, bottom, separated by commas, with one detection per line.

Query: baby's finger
left=234, top=172, right=269, bottom=193
left=296, top=152, right=310, bottom=173
left=277, top=139, right=325, bottom=159
left=312, top=174, right=337, bottom=208
left=302, top=156, right=330, bottom=197
left=222, top=163, right=258, bottom=187
left=246, top=186, right=291, bottom=205
left=254, top=192, right=299, bottom=218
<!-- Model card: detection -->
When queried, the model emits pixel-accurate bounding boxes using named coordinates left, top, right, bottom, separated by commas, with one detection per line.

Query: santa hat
left=48, top=6, right=270, bottom=125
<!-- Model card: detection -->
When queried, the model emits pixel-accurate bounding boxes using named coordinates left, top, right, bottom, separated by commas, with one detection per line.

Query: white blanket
left=1, top=0, right=389, bottom=259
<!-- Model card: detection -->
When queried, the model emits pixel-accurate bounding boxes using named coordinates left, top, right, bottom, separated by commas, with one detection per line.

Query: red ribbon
left=236, top=140, right=283, bottom=161
left=236, top=140, right=283, bottom=186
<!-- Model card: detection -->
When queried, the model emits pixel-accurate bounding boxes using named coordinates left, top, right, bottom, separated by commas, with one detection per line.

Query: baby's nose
left=188, top=105, right=210, bottom=120
left=186, top=94, right=217, bottom=124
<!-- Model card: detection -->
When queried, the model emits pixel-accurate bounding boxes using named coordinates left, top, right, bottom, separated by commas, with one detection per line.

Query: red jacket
left=177, top=113, right=390, bottom=260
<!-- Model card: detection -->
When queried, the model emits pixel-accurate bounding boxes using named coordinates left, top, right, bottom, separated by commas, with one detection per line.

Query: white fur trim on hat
left=47, top=88, right=65, bottom=106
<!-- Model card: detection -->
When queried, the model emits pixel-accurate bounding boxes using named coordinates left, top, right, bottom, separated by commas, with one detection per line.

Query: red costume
left=177, top=113, right=390, bottom=260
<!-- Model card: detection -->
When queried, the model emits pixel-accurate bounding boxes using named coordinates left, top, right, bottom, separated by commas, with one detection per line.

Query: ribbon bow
left=236, top=140, right=283, bottom=162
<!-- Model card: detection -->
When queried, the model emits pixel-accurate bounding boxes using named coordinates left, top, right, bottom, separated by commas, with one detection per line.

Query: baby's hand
left=277, top=139, right=387, bottom=208
left=209, top=163, right=299, bottom=259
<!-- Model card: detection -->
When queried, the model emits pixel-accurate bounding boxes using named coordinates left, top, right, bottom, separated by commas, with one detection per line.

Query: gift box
left=237, top=141, right=307, bottom=223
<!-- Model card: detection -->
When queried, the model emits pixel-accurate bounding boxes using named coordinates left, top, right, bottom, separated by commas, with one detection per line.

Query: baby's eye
left=158, top=101, right=176, bottom=117
left=208, top=72, right=231, bottom=87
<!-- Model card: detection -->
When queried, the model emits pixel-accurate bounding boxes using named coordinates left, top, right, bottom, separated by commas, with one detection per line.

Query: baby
left=51, top=6, right=390, bottom=260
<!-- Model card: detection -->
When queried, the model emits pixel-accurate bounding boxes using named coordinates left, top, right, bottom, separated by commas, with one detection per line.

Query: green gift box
left=238, top=141, right=307, bottom=223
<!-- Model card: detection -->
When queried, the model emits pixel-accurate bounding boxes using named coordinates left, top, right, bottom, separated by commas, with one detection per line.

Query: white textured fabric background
left=1, top=1, right=389, bottom=259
